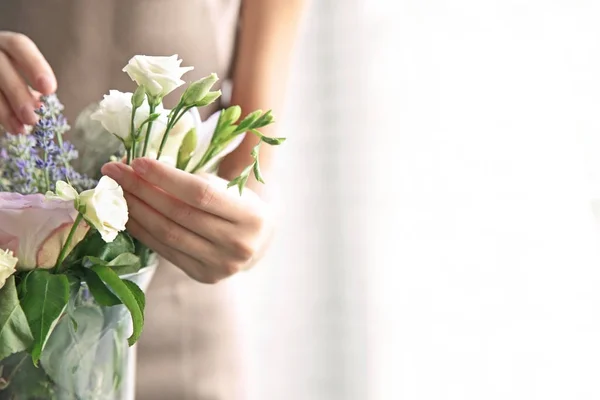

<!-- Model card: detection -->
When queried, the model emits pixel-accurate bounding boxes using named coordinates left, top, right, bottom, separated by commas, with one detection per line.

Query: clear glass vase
left=0, top=264, right=156, bottom=400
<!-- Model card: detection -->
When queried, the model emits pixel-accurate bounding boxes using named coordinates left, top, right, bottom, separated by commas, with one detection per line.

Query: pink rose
left=0, top=193, right=89, bottom=270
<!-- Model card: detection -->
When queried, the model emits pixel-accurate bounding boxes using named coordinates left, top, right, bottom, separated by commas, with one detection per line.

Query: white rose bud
left=0, top=249, right=18, bottom=289
left=123, top=55, right=194, bottom=99
left=91, top=90, right=166, bottom=146
left=46, top=180, right=79, bottom=202
left=79, top=176, right=129, bottom=243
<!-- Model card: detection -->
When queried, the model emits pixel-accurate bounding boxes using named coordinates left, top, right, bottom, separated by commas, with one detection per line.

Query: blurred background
left=228, top=1, right=600, bottom=399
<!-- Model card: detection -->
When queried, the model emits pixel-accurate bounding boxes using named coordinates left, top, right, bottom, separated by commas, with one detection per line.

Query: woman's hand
left=0, top=32, right=57, bottom=133
left=101, top=158, right=274, bottom=284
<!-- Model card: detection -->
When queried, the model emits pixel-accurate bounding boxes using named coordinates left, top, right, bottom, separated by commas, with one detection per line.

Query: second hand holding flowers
left=95, top=54, right=283, bottom=283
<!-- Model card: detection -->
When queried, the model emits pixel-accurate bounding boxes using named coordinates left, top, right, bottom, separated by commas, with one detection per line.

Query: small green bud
left=176, top=128, right=198, bottom=170
left=253, top=161, right=265, bottom=184
left=227, top=164, right=253, bottom=195
left=260, top=136, right=286, bottom=146
left=195, top=90, right=222, bottom=107
left=147, top=94, right=162, bottom=107
left=181, top=73, right=219, bottom=106
left=236, top=110, right=262, bottom=133
left=148, top=113, right=161, bottom=122
left=221, top=105, right=242, bottom=125
left=252, top=110, right=275, bottom=129
left=132, top=85, right=146, bottom=108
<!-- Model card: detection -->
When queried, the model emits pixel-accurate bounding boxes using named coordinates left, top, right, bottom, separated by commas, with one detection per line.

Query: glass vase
left=0, top=263, right=156, bottom=400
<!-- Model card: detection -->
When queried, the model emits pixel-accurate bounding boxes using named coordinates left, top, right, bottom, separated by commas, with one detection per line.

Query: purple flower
left=0, top=94, right=96, bottom=194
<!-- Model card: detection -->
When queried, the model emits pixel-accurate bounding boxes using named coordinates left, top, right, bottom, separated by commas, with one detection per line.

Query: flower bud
left=252, top=110, right=275, bottom=129
left=131, top=85, right=146, bottom=109
left=220, top=105, right=242, bottom=126
left=195, top=90, right=221, bottom=107
left=181, top=73, right=219, bottom=107
left=176, top=128, right=198, bottom=170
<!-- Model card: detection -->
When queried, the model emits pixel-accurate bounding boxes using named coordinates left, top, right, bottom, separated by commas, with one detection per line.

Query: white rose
left=0, top=249, right=18, bottom=289
left=90, top=90, right=167, bottom=144
left=79, top=176, right=128, bottom=243
left=123, top=55, right=194, bottom=98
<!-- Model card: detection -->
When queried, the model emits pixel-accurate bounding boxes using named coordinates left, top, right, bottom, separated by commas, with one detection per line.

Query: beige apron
left=0, top=1, right=245, bottom=398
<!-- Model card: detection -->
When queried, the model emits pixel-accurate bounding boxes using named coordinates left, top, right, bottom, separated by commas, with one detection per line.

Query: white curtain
left=231, top=1, right=600, bottom=399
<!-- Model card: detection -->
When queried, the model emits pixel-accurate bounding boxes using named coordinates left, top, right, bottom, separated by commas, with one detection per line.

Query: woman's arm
left=218, top=0, right=307, bottom=193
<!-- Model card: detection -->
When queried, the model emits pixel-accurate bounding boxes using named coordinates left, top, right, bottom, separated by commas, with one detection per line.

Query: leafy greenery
left=19, top=271, right=70, bottom=365
left=89, top=265, right=144, bottom=346
left=63, top=230, right=135, bottom=269
left=0, top=277, right=33, bottom=360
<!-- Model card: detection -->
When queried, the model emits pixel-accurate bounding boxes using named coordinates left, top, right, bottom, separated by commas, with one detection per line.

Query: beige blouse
left=0, top=1, right=245, bottom=399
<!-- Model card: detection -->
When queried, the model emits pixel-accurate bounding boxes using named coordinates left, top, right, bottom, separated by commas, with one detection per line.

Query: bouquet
left=0, top=55, right=283, bottom=399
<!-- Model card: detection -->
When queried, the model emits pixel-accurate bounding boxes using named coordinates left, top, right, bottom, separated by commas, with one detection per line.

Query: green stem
left=156, top=104, right=185, bottom=160
left=129, top=107, right=138, bottom=163
left=42, top=146, right=50, bottom=193
left=188, top=110, right=225, bottom=173
left=189, top=151, right=212, bottom=174
left=54, top=213, right=84, bottom=273
left=141, top=103, right=156, bottom=157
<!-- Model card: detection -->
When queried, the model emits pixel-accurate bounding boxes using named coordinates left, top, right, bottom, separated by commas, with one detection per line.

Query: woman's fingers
left=129, top=157, right=252, bottom=221
left=126, top=218, right=225, bottom=284
left=0, top=51, right=38, bottom=125
left=0, top=31, right=57, bottom=131
left=0, top=32, right=56, bottom=94
left=124, top=192, right=222, bottom=265
left=101, top=162, right=232, bottom=242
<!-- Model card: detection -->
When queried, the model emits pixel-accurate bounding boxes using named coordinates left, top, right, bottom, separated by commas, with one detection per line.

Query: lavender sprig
left=0, top=95, right=96, bottom=194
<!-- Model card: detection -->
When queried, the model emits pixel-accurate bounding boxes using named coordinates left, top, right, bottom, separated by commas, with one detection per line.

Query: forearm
left=218, top=0, right=306, bottom=193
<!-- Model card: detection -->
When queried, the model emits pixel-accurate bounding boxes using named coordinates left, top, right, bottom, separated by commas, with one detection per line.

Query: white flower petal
left=123, top=55, right=194, bottom=98
left=0, top=249, right=17, bottom=289
left=79, top=176, right=128, bottom=243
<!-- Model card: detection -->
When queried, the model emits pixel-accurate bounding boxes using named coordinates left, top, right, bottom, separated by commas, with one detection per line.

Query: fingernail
left=19, top=105, right=38, bottom=125
left=36, top=75, right=55, bottom=94
left=102, top=163, right=123, bottom=180
left=131, top=159, right=148, bottom=175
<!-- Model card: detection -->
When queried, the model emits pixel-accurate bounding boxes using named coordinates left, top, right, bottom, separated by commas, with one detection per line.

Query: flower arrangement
left=0, top=55, right=282, bottom=398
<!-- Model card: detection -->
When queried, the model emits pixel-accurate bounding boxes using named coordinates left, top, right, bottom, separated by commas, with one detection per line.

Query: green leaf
left=236, top=110, right=262, bottom=133
left=82, top=268, right=122, bottom=307
left=0, top=276, right=33, bottom=361
left=251, top=110, right=275, bottom=129
left=64, top=230, right=135, bottom=268
left=227, top=164, right=253, bottom=195
left=107, top=253, right=142, bottom=275
left=250, top=143, right=265, bottom=184
left=20, top=271, right=70, bottom=365
left=83, top=253, right=141, bottom=275
left=90, top=265, right=144, bottom=346
left=123, top=280, right=145, bottom=315
left=253, top=160, right=265, bottom=184
left=260, top=135, right=286, bottom=146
